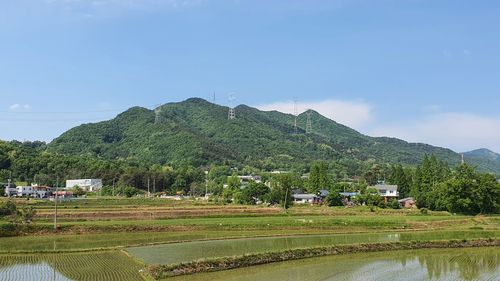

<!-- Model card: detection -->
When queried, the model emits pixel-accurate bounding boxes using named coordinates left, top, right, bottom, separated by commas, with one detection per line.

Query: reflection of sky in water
left=169, top=248, right=500, bottom=281
left=0, top=263, right=72, bottom=281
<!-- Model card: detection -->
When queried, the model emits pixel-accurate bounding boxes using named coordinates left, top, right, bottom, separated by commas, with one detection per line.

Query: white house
left=293, top=194, right=321, bottom=204
left=17, top=186, right=35, bottom=197
left=33, top=185, right=55, bottom=198
left=4, top=184, right=17, bottom=197
left=371, top=184, right=399, bottom=202
left=66, top=179, right=103, bottom=192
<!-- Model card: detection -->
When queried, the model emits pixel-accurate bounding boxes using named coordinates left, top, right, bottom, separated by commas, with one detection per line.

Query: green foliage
left=355, top=188, right=384, bottom=207
left=44, top=98, right=500, bottom=174
left=71, top=185, right=86, bottom=197
left=325, top=191, right=343, bottom=207
left=124, top=186, right=138, bottom=198
left=389, top=199, right=401, bottom=209
left=227, top=172, right=241, bottom=190
left=432, top=164, right=500, bottom=214
left=0, top=201, right=17, bottom=217
left=308, top=161, right=333, bottom=193
left=240, top=182, right=270, bottom=205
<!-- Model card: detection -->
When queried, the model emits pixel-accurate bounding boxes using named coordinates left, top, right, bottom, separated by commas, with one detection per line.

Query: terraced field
left=127, top=230, right=500, bottom=265
left=168, top=247, right=500, bottom=281
left=0, top=251, right=144, bottom=281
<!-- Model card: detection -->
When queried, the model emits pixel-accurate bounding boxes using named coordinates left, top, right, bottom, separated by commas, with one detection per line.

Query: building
left=4, top=183, right=17, bottom=197
left=33, top=185, right=55, bottom=198
left=66, top=179, right=103, bottom=192
left=293, top=193, right=321, bottom=204
left=371, top=184, right=399, bottom=202
left=398, top=197, right=417, bottom=209
left=17, top=186, right=35, bottom=197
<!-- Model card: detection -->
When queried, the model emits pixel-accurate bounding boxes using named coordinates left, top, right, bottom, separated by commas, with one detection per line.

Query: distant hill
left=48, top=98, right=500, bottom=173
left=463, top=149, right=500, bottom=173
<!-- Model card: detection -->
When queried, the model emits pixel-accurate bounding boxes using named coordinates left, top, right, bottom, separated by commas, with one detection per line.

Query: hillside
left=463, top=149, right=500, bottom=173
left=48, top=98, right=500, bottom=173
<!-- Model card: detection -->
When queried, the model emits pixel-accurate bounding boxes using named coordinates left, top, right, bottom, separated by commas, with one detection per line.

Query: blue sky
left=1, top=0, right=500, bottom=153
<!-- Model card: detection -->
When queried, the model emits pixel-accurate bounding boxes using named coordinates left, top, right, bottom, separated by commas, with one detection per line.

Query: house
left=66, top=179, right=103, bottom=192
left=4, top=183, right=17, bottom=197
left=398, top=197, right=417, bottom=209
left=318, top=189, right=330, bottom=198
left=54, top=191, right=74, bottom=199
left=371, top=184, right=399, bottom=202
left=238, top=175, right=262, bottom=185
left=33, top=185, right=55, bottom=198
left=293, top=193, right=321, bottom=204
left=17, top=186, right=35, bottom=197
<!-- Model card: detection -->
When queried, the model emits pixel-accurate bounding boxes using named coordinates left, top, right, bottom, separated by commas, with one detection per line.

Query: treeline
left=1, top=141, right=499, bottom=214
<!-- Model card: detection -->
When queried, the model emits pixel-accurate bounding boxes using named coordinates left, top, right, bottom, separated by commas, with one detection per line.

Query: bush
left=0, top=201, right=17, bottom=217
left=420, top=208, right=428, bottom=215
left=389, top=199, right=401, bottom=209
left=325, top=192, right=343, bottom=207
left=124, top=186, right=138, bottom=198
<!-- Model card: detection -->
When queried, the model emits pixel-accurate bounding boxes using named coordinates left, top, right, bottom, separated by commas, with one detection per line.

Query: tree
left=72, top=185, right=86, bottom=197
left=124, top=186, right=138, bottom=198
left=308, top=161, right=332, bottom=193
left=240, top=182, right=270, bottom=205
left=227, top=172, right=241, bottom=190
left=325, top=191, right=343, bottom=207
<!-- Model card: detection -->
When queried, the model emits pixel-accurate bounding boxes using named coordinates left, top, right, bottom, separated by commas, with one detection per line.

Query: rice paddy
left=0, top=251, right=144, bottom=281
left=127, top=230, right=499, bottom=265
left=168, top=246, right=500, bottom=281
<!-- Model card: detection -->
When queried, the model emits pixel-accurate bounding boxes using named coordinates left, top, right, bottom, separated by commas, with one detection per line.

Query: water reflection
left=170, top=247, right=500, bottom=281
left=0, top=263, right=72, bottom=281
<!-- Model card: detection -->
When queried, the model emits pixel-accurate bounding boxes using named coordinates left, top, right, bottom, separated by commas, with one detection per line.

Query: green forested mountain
left=48, top=98, right=500, bottom=174
left=463, top=149, right=500, bottom=173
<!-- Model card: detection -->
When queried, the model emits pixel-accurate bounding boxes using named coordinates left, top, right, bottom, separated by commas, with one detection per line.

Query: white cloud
left=257, top=99, right=374, bottom=130
left=8, top=103, right=32, bottom=112
left=372, top=112, right=500, bottom=153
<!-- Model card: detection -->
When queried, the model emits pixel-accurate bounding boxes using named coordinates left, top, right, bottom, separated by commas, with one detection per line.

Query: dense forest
left=48, top=98, right=500, bottom=174
left=1, top=98, right=499, bottom=214
left=1, top=140, right=499, bottom=214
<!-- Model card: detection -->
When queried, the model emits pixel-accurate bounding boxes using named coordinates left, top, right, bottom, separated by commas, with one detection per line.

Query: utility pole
left=54, top=176, right=58, bottom=231
left=205, top=170, right=209, bottom=199
left=147, top=178, right=150, bottom=198
left=153, top=178, right=156, bottom=197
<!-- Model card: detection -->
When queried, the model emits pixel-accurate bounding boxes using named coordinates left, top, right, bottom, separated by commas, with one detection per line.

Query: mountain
left=48, top=98, right=500, bottom=173
left=463, top=149, right=500, bottom=172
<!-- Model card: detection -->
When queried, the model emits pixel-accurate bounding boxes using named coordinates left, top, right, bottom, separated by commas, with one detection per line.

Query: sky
left=1, top=0, right=500, bottom=153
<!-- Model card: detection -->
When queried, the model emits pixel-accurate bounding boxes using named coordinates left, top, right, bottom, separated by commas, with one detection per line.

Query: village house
left=16, top=186, right=35, bottom=197
left=292, top=193, right=321, bottom=204
left=371, top=183, right=399, bottom=203
left=4, top=183, right=17, bottom=197
left=398, top=197, right=417, bottom=209
left=66, top=179, right=103, bottom=192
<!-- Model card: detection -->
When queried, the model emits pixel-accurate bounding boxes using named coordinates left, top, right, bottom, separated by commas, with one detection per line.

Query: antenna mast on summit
left=228, top=94, right=236, bottom=120
left=306, top=109, right=313, bottom=134
left=154, top=104, right=162, bottom=124
left=293, top=99, right=298, bottom=134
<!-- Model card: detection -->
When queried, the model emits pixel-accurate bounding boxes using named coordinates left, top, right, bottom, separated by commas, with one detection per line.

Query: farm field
left=1, top=198, right=499, bottom=280
left=0, top=251, right=144, bottom=281
left=168, top=246, right=500, bottom=281
left=127, top=230, right=500, bottom=265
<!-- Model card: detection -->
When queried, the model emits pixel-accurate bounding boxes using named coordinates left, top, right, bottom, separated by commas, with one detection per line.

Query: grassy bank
left=148, top=239, right=500, bottom=279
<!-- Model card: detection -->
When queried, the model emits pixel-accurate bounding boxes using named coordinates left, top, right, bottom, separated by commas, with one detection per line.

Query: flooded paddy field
left=169, top=247, right=500, bottom=281
left=0, top=251, right=144, bottom=281
left=127, top=230, right=499, bottom=265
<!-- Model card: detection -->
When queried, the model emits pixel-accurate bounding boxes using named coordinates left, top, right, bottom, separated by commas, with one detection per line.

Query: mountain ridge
left=48, top=98, right=500, bottom=174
